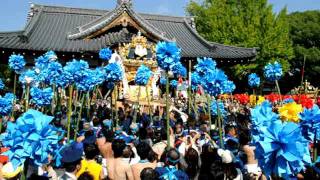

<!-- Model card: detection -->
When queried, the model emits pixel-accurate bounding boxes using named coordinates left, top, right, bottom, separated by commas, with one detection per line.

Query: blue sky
left=0, top=0, right=319, bottom=31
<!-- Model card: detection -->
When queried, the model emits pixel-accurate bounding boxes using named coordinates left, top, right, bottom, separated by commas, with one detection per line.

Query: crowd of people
left=1, top=94, right=319, bottom=180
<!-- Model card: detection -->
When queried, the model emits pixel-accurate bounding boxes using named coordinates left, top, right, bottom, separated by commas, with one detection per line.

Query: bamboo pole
left=146, top=86, right=152, bottom=124
left=74, top=94, right=85, bottom=141
left=166, top=73, right=170, bottom=147
left=67, top=85, right=73, bottom=143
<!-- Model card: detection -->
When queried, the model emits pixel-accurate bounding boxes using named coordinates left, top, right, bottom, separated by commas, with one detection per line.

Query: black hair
left=84, top=130, right=94, bottom=138
left=123, top=145, right=134, bottom=159
left=92, top=117, right=100, bottom=127
left=78, top=172, right=94, bottom=180
left=27, top=174, right=49, bottom=180
left=222, top=163, right=239, bottom=179
left=84, top=144, right=99, bottom=160
left=224, top=125, right=235, bottom=134
left=160, top=128, right=167, bottom=141
left=140, top=167, right=159, bottom=180
left=102, top=128, right=114, bottom=142
left=166, top=148, right=180, bottom=166
left=136, top=142, right=152, bottom=160
left=112, top=139, right=126, bottom=158
left=238, top=129, right=251, bottom=146
left=139, top=127, right=148, bottom=140
left=63, top=159, right=82, bottom=173
left=185, top=148, right=199, bottom=179
left=147, top=150, right=158, bottom=163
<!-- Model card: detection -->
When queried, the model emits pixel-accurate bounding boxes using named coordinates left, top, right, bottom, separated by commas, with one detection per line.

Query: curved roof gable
left=67, top=3, right=171, bottom=42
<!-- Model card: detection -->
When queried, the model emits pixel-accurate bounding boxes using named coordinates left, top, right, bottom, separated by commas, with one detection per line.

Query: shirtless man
left=152, top=128, right=174, bottom=159
left=131, top=142, right=157, bottom=180
left=96, top=129, right=114, bottom=160
left=107, top=139, right=134, bottom=180
left=239, top=129, right=262, bottom=177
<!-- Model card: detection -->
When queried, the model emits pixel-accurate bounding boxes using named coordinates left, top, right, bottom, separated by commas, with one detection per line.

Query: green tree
left=186, top=0, right=294, bottom=79
left=288, top=10, right=320, bottom=86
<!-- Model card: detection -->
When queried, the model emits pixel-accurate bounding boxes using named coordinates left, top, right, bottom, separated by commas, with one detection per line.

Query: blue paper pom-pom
left=44, top=50, right=57, bottom=60
left=135, top=65, right=152, bottom=86
left=105, top=63, right=123, bottom=82
left=0, top=96, right=12, bottom=116
left=195, top=57, right=217, bottom=76
left=76, top=69, right=102, bottom=92
left=63, top=59, right=89, bottom=84
left=264, top=61, right=283, bottom=81
left=222, top=80, right=236, bottom=94
left=46, top=61, right=64, bottom=85
left=160, top=77, right=167, bottom=85
left=19, top=69, right=38, bottom=86
left=1, top=109, right=61, bottom=168
left=201, top=69, right=228, bottom=96
left=170, top=80, right=178, bottom=88
left=248, top=73, right=260, bottom=88
left=171, top=62, right=187, bottom=78
left=30, top=87, right=54, bottom=107
left=299, top=105, right=320, bottom=141
left=0, top=79, right=5, bottom=90
left=156, top=41, right=181, bottom=71
left=8, top=54, right=26, bottom=73
left=254, top=120, right=311, bottom=178
left=4, top=93, right=15, bottom=102
left=210, top=100, right=227, bottom=117
left=99, top=48, right=112, bottom=61
left=191, top=72, right=201, bottom=91
left=35, top=55, right=50, bottom=70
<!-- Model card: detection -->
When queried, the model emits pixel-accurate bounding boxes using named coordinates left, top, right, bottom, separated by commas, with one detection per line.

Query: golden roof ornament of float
left=118, top=31, right=157, bottom=70
left=116, top=32, right=161, bottom=103
left=290, top=80, right=319, bottom=98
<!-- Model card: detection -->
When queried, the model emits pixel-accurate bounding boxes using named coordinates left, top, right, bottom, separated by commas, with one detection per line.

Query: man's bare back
left=107, top=158, right=134, bottom=180
left=131, top=162, right=156, bottom=180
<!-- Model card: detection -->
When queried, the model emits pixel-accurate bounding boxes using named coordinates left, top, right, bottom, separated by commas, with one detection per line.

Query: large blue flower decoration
left=160, top=77, right=167, bottom=85
left=8, top=54, right=26, bottom=73
left=92, top=67, right=106, bottom=86
left=299, top=105, right=320, bottom=141
left=210, top=100, right=227, bottom=117
left=64, top=59, right=89, bottom=83
left=0, top=79, right=5, bottom=90
left=35, top=55, right=50, bottom=70
left=1, top=110, right=61, bottom=169
left=4, top=93, right=15, bottom=102
left=250, top=101, right=279, bottom=141
left=191, top=72, right=201, bottom=91
left=264, top=61, right=283, bottom=81
left=171, top=62, right=187, bottom=78
left=44, top=50, right=57, bottom=61
left=195, top=57, right=217, bottom=76
left=170, top=80, right=178, bottom=88
left=76, top=69, right=100, bottom=92
left=0, top=96, right=12, bottom=116
left=19, top=69, right=39, bottom=86
left=56, top=70, right=73, bottom=88
left=45, top=61, right=64, bottom=85
left=156, top=41, right=181, bottom=71
left=254, top=121, right=311, bottom=178
left=105, top=63, right=123, bottom=82
left=30, top=87, right=54, bottom=107
left=99, top=48, right=112, bottom=61
left=201, top=69, right=228, bottom=96
left=135, top=65, right=152, bottom=86
left=222, top=80, right=235, bottom=94
left=248, top=73, right=260, bottom=88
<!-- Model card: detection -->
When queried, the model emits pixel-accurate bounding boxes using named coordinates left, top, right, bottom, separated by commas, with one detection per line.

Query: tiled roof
left=0, top=3, right=257, bottom=59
